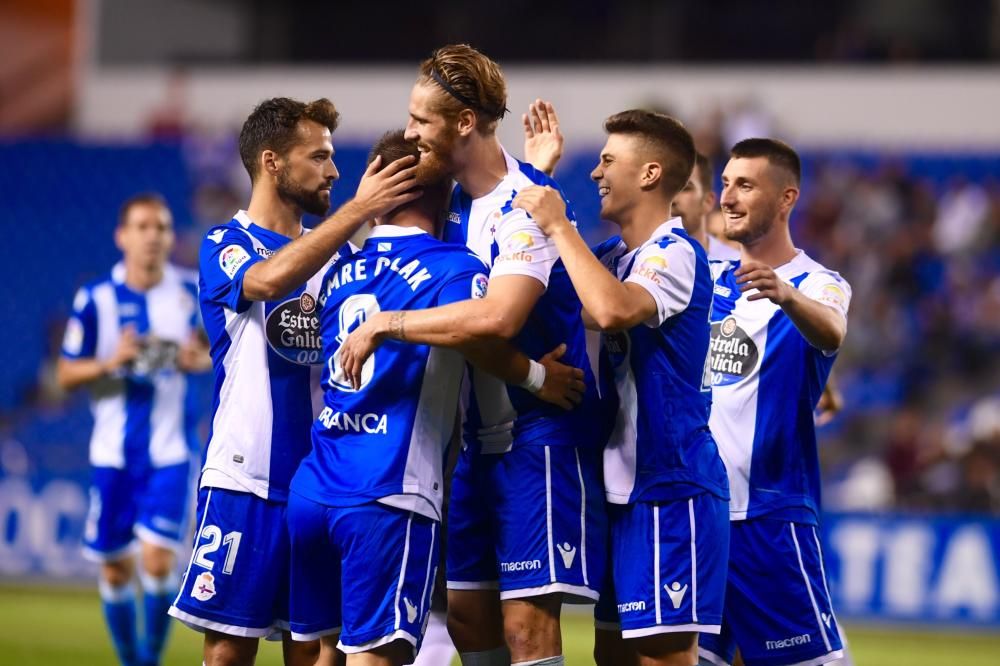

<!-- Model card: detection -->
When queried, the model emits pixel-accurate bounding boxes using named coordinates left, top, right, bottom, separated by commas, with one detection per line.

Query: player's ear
left=260, top=149, right=281, bottom=179
left=780, top=184, right=800, bottom=213
left=456, top=109, right=476, bottom=137
left=113, top=224, right=125, bottom=251
left=640, top=161, right=662, bottom=191
left=703, top=189, right=717, bottom=214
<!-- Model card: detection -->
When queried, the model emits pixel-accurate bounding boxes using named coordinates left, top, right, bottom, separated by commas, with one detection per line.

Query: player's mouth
left=598, top=186, right=610, bottom=197
left=723, top=209, right=746, bottom=221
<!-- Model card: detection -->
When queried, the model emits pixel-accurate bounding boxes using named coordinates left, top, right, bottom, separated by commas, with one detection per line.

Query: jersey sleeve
left=625, top=239, right=697, bottom=328
left=199, top=227, right=263, bottom=313
left=61, top=287, right=98, bottom=359
left=437, top=253, right=490, bottom=306
left=489, top=205, right=561, bottom=287
left=798, top=270, right=852, bottom=321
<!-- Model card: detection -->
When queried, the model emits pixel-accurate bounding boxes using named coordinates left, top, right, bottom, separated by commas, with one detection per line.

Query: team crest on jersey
left=709, top=316, right=759, bottom=386
left=191, top=572, right=216, bottom=601
left=265, top=292, right=323, bottom=366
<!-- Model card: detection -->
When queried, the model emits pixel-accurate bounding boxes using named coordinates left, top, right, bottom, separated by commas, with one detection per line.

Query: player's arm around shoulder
left=512, top=185, right=658, bottom=332
left=736, top=261, right=850, bottom=352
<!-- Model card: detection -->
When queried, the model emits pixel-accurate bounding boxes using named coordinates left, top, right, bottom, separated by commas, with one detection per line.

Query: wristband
left=519, top=359, right=546, bottom=393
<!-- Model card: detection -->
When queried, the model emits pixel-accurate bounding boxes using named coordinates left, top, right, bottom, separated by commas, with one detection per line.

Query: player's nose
left=403, top=121, right=418, bottom=141
left=326, top=160, right=340, bottom=181
left=590, top=164, right=602, bottom=181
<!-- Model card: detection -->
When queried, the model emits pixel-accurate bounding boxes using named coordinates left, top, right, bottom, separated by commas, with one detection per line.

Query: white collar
left=368, top=225, right=429, bottom=239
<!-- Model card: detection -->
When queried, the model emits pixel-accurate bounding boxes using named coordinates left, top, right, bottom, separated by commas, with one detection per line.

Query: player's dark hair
left=118, top=192, right=170, bottom=227
left=694, top=152, right=713, bottom=194
left=603, top=109, right=696, bottom=196
left=730, top=138, right=801, bottom=186
left=367, top=129, right=420, bottom=169
left=418, top=44, right=508, bottom=134
left=239, top=97, right=340, bottom=182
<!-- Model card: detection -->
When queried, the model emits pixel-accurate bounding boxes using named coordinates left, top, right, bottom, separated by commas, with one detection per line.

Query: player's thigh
left=445, top=446, right=499, bottom=590
left=335, top=503, right=438, bottom=659
left=136, top=459, right=194, bottom=553
left=287, top=491, right=342, bottom=642
left=446, top=588, right=504, bottom=651
left=723, top=519, right=843, bottom=666
left=610, top=495, right=728, bottom=639
left=493, top=445, right=606, bottom=603
left=172, top=487, right=290, bottom=637
left=83, top=465, right=139, bottom=562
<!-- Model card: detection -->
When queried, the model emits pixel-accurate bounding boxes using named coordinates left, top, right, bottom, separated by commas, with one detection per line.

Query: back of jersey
left=292, top=226, right=489, bottom=521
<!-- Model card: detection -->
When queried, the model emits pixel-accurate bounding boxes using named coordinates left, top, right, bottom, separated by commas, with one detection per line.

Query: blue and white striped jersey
left=444, top=147, right=607, bottom=453
left=291, top=225, right=490, bottom=521
left=62, top=263, right=201, bottom=470
left=593, top=220, right=729, bottom=505
left=708, top=251, right=852, bottom=524
left=198, top=210, right=346, bottom=502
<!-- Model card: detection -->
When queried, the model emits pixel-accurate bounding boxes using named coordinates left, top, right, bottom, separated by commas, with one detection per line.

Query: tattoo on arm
left=390, top=312, right=406, bottom=341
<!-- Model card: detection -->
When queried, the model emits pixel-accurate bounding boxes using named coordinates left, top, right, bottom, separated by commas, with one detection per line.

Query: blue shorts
left=82, top=461, right=193, bottom=562
left=698, top=518, right=844, bottom=666
left=447, top=444, right=606, bottom=602
left=169, top=487, right=291, bottom=638
left=287, top=494, right=437, bottom=655
left=594, top=493, right=728, bottom=637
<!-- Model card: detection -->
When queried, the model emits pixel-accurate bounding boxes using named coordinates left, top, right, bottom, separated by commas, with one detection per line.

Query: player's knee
left=631, top=632, right=697, bottom=666
left=447, top=590, right=503, bottom=650
left=203, top=630, right=259, bottom=666
left=593, top=628, right=631, bottom=666
left=502, top=596, right=561, bottom=657
left=100, top=559, right=133, bottom=587
left=140, top=545, right=175, bottom=579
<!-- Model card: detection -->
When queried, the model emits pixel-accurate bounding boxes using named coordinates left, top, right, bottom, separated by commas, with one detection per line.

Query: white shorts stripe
left=574, top=448, right=589, bottom=587
left=812, top=527, right=839, bottom=628
left=172, top=488, right=213, bottom=608
left=653, top=502, right=662, bottom=625
left=419, top=522, right=437, bottom=620
left=544, top=446, right=556, bottom=584
left=688, top=497, right=698, bottom=624
left=393, top=513, right=414, bottom=631
left=790, top=522, right=832, bottom=652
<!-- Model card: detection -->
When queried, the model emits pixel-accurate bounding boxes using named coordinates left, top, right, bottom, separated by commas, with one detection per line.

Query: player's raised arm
left=522, top=98, right=564, bottom=176
left=241, top=154, right=419, bottom=301
left=514, top=185, right=659, bottom=332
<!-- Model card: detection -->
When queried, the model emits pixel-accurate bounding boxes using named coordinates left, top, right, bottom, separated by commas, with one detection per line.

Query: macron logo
left=403, top=597, right=417, bottom=623
left=557, top=542, right=577, bottom=569
left=208, top=229, right=226, bottom=244
left=665, top=581, right=688, bottom=609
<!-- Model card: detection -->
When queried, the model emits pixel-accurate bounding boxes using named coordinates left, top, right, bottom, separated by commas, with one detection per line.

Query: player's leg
left=613, top=495, right=728, bottom=666
left=446, top=448, right=509, bottom=664
left=494, top=445, right=607, bottom=665
left=713, top=519, right=843, bottom=666
left=593, top=555, right=636, bottom=666
left=315, top=635, right=347, bottom=666
left=336, top=503, right=438, bottom=666
left=287, top=490, right=342, bottom=665
left=84, top=466, right=141, bottom=666
left=135, top=460, right=191, bottom=665
left=169, top=488, right=295, bottom=664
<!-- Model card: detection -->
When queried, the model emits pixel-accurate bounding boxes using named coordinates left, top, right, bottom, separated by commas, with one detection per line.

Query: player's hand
left=354, top=154, right=421, bottom=219
left=177, top=333, right=212, bottom=373
left=535, top=343, right=585, bottom=410
left=735, top=260, right=794, bottom=304
left=523, top=99, right=564, bottom=177
left=338, top=313, right=388, bottom=391
left=512, top=186, right=572, bottom=237
left=815, top=381, right=844, bottom=426
left=105, top=325, right=141, bottom=373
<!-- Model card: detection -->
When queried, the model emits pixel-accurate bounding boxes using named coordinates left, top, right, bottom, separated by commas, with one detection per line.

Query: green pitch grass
left=2, top=583, right=999, bottom=665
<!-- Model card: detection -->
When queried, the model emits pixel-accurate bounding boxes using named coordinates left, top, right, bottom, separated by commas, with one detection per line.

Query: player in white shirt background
left=671, top=152, right=741, bottom=263
left=698, top=139, right=851, bottom=666
left=168, top=97, right=420, bottom=666
left=57, top=193, right=211, bottom=666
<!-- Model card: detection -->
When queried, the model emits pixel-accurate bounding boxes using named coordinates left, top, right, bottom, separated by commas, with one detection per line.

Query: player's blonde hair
left=417, top=44, right=508, bottom=135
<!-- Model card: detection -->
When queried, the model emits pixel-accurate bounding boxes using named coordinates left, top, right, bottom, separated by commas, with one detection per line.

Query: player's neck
left=378, top=210, right=436, bottom=236
left=454, top=135, right=507, bottom=199
left=740, top=220, right=797, bottom=267
left=245, top=188, right=304, bottom=239
left=684, top=218, right=710, bottom=252
left=123, top=262, right=164, bottom=292
left=619, top=200, right=673, bottom=250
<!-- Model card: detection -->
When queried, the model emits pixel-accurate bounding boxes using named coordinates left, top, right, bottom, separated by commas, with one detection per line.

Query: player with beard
left=671, top=152, right=740, bottom=262
left=338, top=46, right=610, bottom=666
left=697, top=139, right=850, bottom=666
left=169, top=97, right=419, bottom=666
